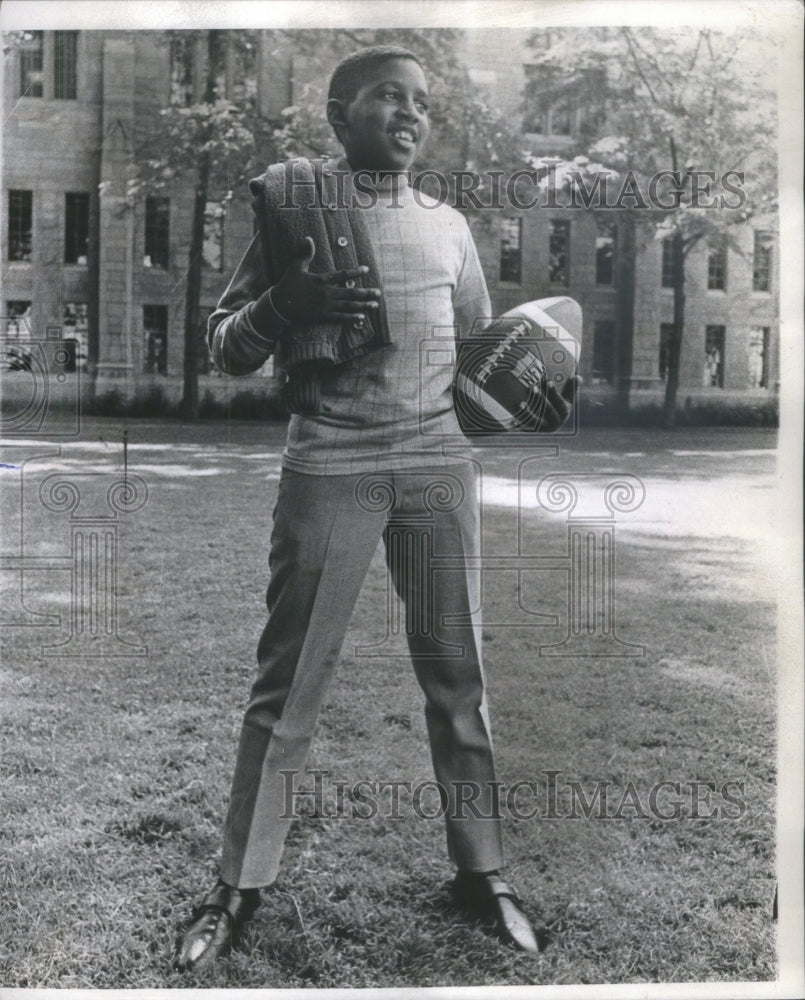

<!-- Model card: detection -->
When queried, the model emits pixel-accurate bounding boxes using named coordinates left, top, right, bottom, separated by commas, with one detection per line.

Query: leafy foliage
left=273, top=28, right=527, bottom=200
left=525, top=27, right=778, bottom=425
left=130, top=31, right=278, bottom=205
left=525, top=26, right=777, bottom=247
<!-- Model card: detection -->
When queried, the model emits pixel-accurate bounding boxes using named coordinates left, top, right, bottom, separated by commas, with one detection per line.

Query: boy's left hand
left=272, top=237, right=382, bottom=327
left=532, top=375, right=582, bottom=432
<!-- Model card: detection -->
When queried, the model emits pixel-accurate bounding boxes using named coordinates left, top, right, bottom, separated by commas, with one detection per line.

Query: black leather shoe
left=452, top=871, right=539, bottom=953
left=173, top=880, right=260, bottom=972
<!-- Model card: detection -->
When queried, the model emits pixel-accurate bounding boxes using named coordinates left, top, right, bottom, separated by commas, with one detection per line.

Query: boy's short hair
left=328, top=46, right=425, bottom=105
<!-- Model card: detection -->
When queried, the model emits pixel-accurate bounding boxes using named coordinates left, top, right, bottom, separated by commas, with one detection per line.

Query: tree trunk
left=180, top=30, right=220, bottom=422
left=662, top=229, right=685, bottom=428
left=615, top=214, right=636, bottom=414
left=180, top=153, right=210, bottom=421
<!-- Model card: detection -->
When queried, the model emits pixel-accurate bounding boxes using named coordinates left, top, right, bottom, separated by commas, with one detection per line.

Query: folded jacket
left=248, top=157, right=392, bottom=373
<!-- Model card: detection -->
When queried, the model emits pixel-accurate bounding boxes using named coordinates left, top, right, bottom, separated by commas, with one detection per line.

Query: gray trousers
left=220, top=463, right=505, bottom=888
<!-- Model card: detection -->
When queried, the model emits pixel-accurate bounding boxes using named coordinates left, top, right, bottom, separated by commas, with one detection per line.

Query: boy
left=174, top=45, right=576, bottom=973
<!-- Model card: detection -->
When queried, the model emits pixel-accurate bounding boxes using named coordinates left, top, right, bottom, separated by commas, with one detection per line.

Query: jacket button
left=353, top=317, right=365, bottom=329
left=328, top=203, right=338, bottom=211
left=345, top=279, right=356, bottom=288
left=337, top=236, right=348, bottom=247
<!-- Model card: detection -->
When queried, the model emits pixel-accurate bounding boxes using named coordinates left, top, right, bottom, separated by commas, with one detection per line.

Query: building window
left=231, top=38, right=258, bottom=103
left=748, top=326, right=770, bottom=389
left=661, top=238, right=674, bottom=288
left=144, top=197, right=170, bottom=269
left=524, top=97, right=574, bottom=136
left=203, top=202, right=225, bottom=271
left=704, top=325, right=725, bottom=388
left=595, top=224, right=617, bottom=286
left=499, top=217, right=522, bottom=283
left=143, top=305, right=168, bottom=375
left=54, top=31, right=78, bottom=99
left=8, top=191, right=33, bottom=262
left=19, top=31, right=44, bottom=97
left=63, top=303, right=89, bottom=372
left=659, top=323, right=674, bottom=382
left=548, top=220, right=570, bottom=285
left=523, top=64, right=577, bottom=135
left=170, top=36, right=194, bottom=106
left=212, top=34, right=257, bottom=102
left=64, top=192, right=90, bottom=265
left=592, top=320, right=616, bottom=385
left=6, top=301, right=33, bottom=338
left=752, top=231, right=773, bottom=292
left=707, top=236, right=727, bottom=290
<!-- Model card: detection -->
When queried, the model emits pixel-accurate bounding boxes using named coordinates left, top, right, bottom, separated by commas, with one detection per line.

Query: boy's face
left=329, top=57, right=430, bottom=173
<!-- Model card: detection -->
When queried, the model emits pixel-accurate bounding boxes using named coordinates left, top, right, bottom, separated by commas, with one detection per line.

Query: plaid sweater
left=208, top=158, right=491, bottom=475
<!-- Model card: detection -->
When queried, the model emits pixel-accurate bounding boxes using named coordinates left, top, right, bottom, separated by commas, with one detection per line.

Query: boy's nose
left=397, top=97, right=422, bottom=121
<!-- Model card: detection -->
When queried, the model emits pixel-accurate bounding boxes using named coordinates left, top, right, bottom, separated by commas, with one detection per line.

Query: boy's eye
left=377, top=88, right=428, bottom=113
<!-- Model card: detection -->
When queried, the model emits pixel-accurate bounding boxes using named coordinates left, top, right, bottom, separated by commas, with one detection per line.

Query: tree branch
left=621, top=29, right=661, bottom=106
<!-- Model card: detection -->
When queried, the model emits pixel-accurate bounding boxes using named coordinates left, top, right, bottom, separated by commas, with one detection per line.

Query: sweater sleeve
left=207, top=234, right=290, bottom=375
left=452, top=220, right=492, bottom=341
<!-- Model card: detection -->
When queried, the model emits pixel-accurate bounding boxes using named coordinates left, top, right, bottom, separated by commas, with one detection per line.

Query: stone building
left=1, top=29, right=779, bottom=418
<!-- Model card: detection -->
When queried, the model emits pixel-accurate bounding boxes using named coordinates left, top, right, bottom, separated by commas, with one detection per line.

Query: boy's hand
left=532, top=375, right=582, bottom=432
left=272, top=237, right=382, bottom=326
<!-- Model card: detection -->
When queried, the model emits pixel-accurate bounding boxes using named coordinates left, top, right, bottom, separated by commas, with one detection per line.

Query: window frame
left=752, top=231, right=773, bottom=293
left=659, top=323, right=674, bottom=382
left=143, top=304, right=169, bottom=375
left=144, top=196, right=171, bottom=270
left=548, top=219, right=570, bottom=286
left=8, top=190, right=33, bottom=263
left=19, top=31, right=44, bottom=98
left=62, top=302, right=90, bottom=372
left=202, top=202, right=226, bottom=272
left=704, top=324, right=726, bottom=389
left=64, top=192, right=90, bottom=265
left=706, top=236, right=727, bottom=291
left=747, top=325, right=770, bottom=390
left=54, top=30, right=78, bottom=100
left=595, top=223, right=617, bottom=286
left=498, top=216, right=523, bottom=284
left=169, top=36, right=195, bottom=107
left=6, top=300, right=33, bottom=338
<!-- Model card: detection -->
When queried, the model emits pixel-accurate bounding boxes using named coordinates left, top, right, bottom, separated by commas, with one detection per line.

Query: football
left=453, top=296, right=582, bottom=436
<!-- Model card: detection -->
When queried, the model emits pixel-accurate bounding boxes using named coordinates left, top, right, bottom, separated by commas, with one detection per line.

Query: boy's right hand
left=270, top=237, right=382, bottom=326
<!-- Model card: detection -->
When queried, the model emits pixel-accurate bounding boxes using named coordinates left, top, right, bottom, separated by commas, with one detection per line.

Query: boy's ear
left=326, top=98, right=348, bottom=136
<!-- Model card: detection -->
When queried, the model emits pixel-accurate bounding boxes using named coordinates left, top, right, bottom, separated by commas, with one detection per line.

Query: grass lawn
left=0, top=418, right=778, bottom=988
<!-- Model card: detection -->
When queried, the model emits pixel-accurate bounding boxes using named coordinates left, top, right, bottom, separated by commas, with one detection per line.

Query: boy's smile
left=328, top=58, right=430, bottom=173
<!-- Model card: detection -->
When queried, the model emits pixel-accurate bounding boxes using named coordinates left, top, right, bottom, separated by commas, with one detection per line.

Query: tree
left=130, top=30, right=274, bottom=420
left=131, top=28, right=526, bottom=420
left=273, top=28, right=526, bottom=210
left=525, top=27, right=777, bottom=425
